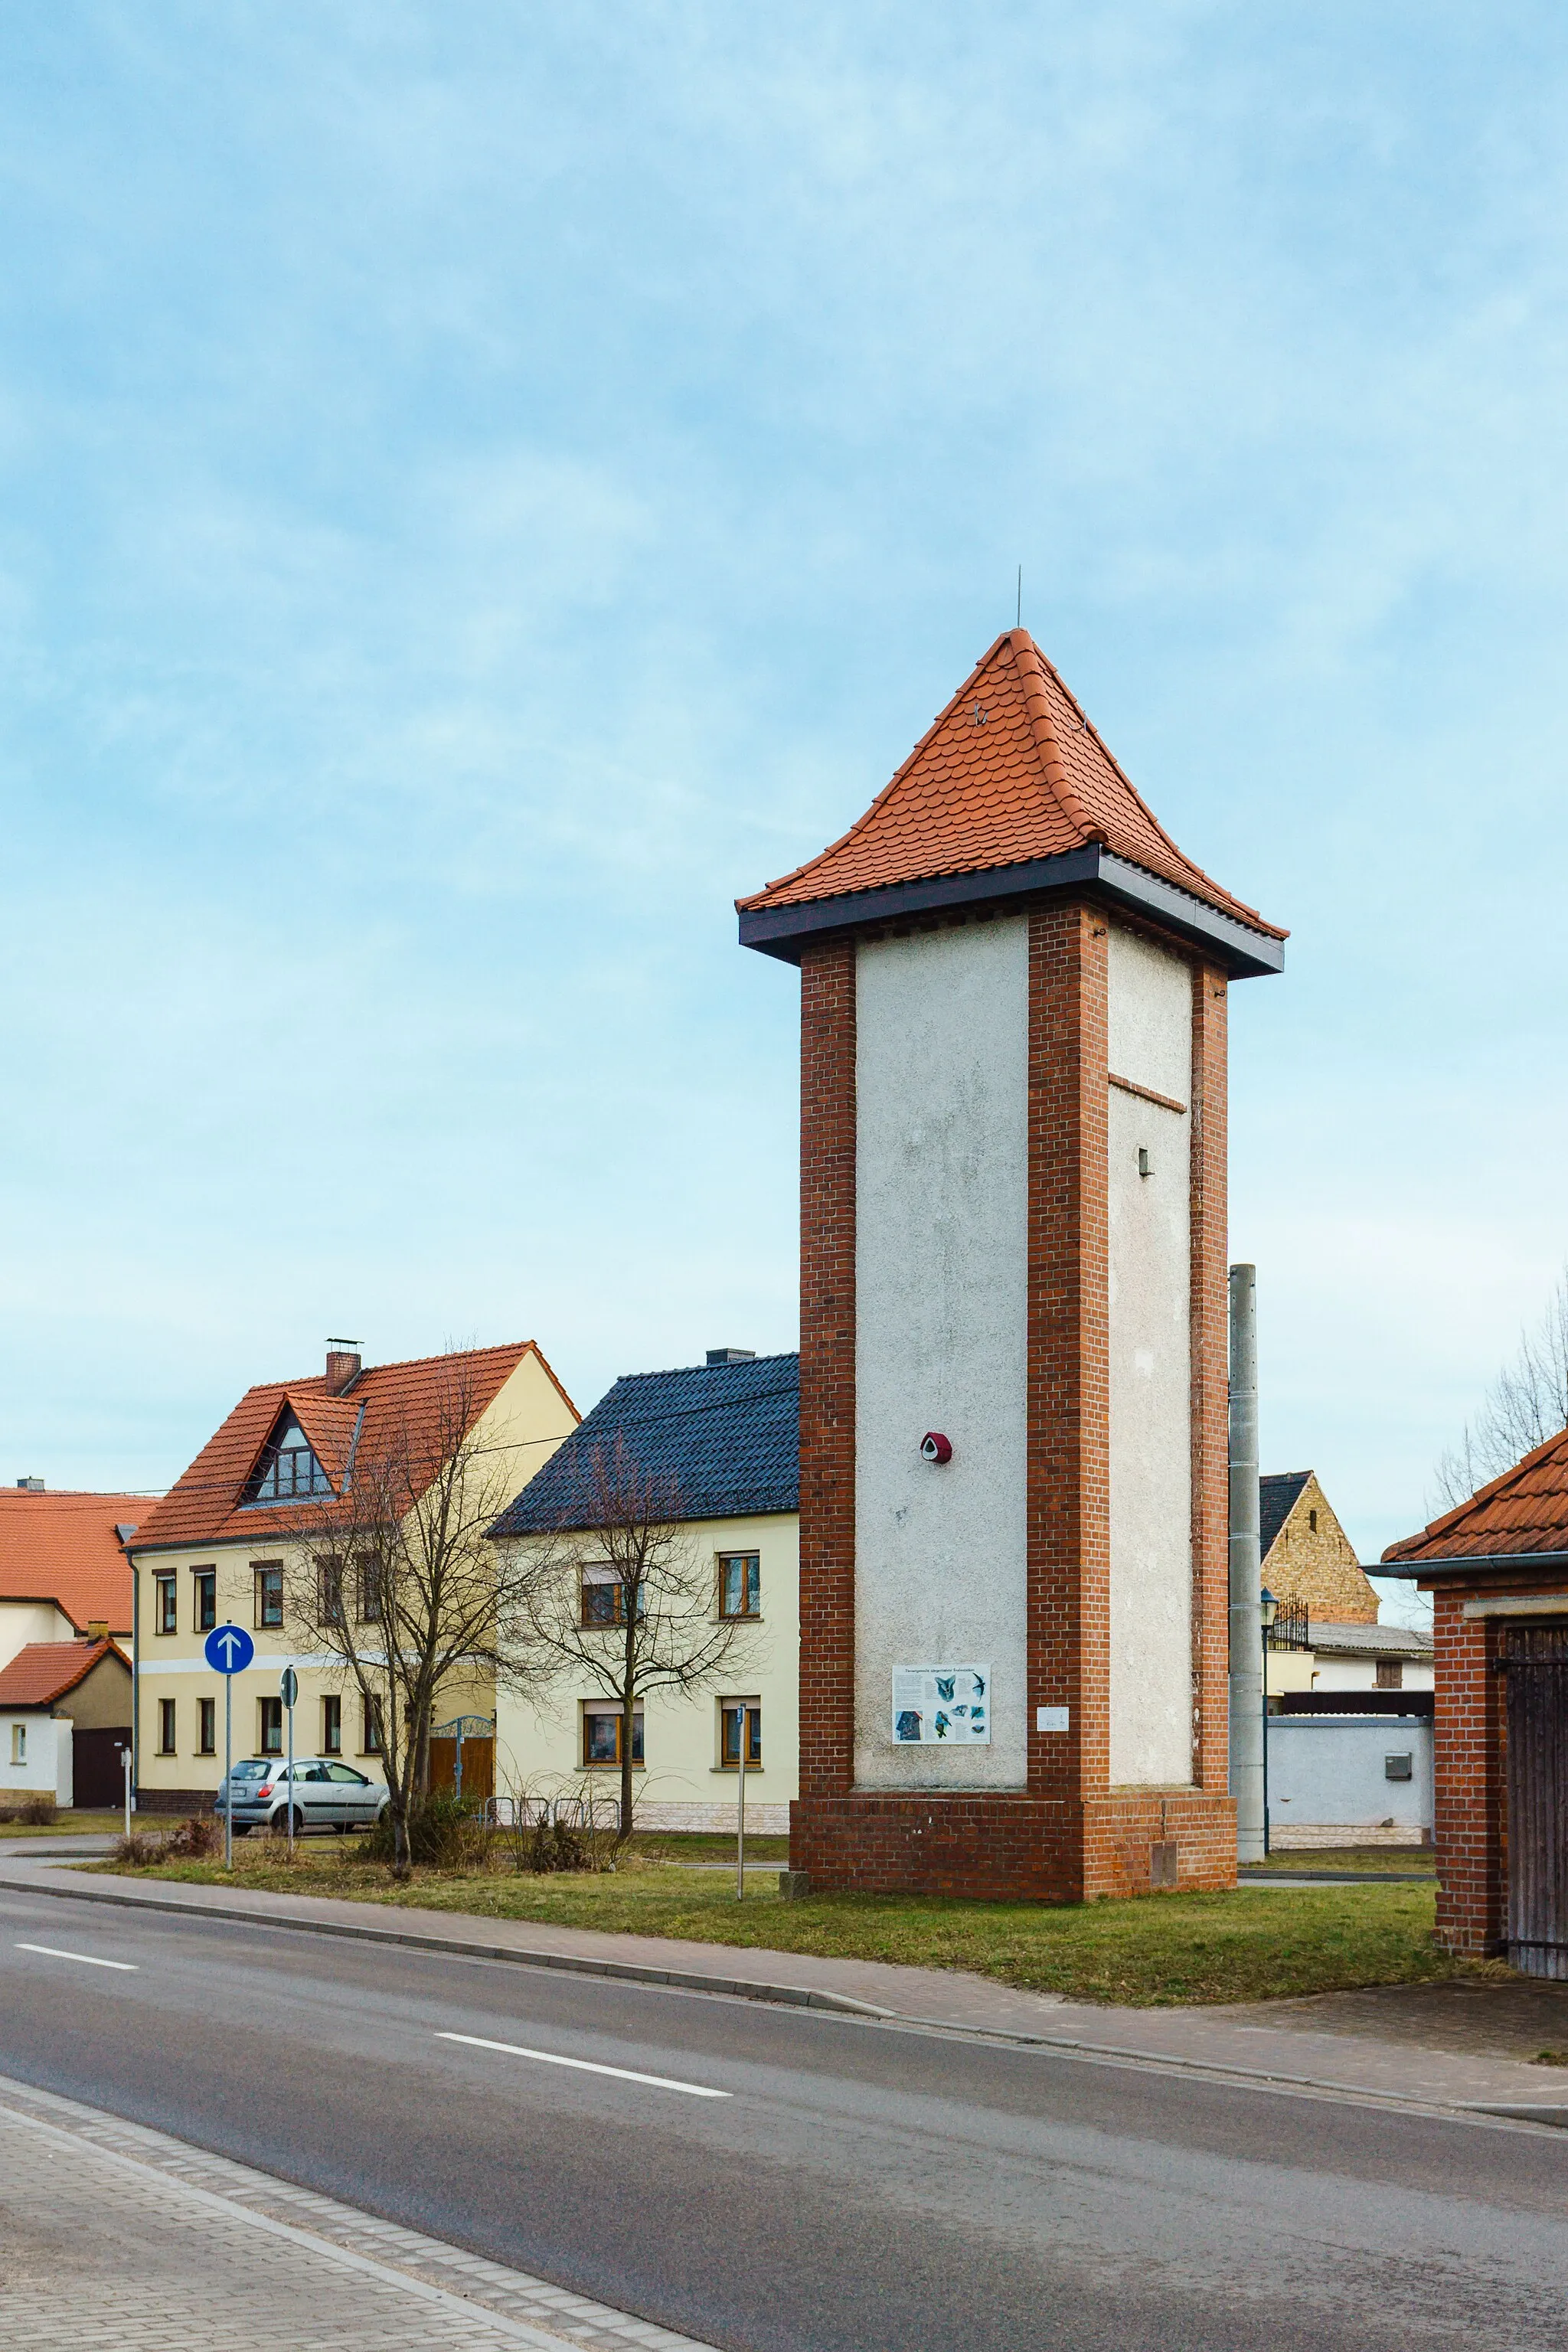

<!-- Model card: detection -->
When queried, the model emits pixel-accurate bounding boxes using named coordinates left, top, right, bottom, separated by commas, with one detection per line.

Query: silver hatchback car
left=220, top=1756, right=388, bottom=1836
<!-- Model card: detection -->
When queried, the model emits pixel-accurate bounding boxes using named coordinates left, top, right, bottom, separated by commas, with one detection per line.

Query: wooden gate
left=428, top=1736, right=494, bottom=1805
left=1504, top=1625, right=1568, bottom=1981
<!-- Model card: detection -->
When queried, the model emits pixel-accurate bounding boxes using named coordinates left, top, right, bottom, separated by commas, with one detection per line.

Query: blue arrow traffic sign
left=204, top=1622, right=255, bottom=1675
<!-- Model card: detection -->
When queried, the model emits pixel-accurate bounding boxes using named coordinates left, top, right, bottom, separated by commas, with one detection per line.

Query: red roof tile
left=738, top=629, right=1283, bottom=939
left=1383, top=1426, right=1568, bottom=1566
left=0, top=1491, right=141, bottom=1632
left=129, top=1341, right=577, bottom=1553
left=0, top=1637, right=129, bottom=1709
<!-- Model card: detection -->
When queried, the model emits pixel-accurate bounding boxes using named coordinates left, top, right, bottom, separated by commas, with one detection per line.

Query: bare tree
left=283, top=1360, right=532, bottom=1879
left=1432, top=1269, right=1568, bottom=1510
left=508, top=1438, right=760, bottom=1844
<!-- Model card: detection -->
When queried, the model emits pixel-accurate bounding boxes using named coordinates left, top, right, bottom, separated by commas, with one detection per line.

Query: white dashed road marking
left=436, top=2030, right=730, bottom=2098
left=15, top=1942, right=138, bottom=1971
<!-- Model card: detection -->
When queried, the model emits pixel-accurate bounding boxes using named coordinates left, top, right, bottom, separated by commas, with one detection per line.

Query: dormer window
left=247, top=1414, right=332, bottom=1504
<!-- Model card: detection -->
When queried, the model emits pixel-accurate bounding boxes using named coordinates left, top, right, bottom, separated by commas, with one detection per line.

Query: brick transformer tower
left=737, top=630, right=1285, bottom=1899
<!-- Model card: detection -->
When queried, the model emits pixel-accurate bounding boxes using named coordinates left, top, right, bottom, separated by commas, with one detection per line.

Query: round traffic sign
left=203, top=1622, right=256, bottom=1675
left=279, top=1666, right=299, bottom=1709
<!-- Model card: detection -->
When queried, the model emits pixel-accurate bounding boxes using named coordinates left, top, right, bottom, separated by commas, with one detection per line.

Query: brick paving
left=0, top=2073, right=713, bottom=2352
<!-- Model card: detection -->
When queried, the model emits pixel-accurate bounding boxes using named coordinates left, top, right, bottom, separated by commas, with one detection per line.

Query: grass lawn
left=0, top=1811, right=129, bottom=1837
left=79, top=1830, right=1485, bottom=2007
left=1240, top=1847, right=1435, bottom=1876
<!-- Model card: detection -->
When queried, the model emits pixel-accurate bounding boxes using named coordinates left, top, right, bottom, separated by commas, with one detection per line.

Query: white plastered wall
left=492, top=1511, right=799, bottom=1833
left=1106, top=924, right=1194, bottom=1786
left=854, top=920, right=1030, bottom=1790
left=0, top=1601, right=74, bottom=1675
left=0, top=1716, right=72, bottom=1805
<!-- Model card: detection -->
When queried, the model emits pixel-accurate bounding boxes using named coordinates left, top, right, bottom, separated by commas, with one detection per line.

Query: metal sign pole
left=286, top=1677, right=295, bottom=1860
left=224, top=1672, right=233, bottom=1870
left=736, top=1706, right=746, bottom=1901
left=122, top=1746, right=132, bottom=1840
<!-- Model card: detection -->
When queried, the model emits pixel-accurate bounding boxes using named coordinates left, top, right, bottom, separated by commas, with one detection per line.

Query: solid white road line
left=15, top=1942, right=138, bottom=1971
left=435, top=2030, right=730, bottom=2099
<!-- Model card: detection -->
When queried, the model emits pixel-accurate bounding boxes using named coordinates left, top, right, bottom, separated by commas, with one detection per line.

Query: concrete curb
left=7, top=1867, right=1566, bottom=2129
left=0, top=1870, right=893, bottom=2018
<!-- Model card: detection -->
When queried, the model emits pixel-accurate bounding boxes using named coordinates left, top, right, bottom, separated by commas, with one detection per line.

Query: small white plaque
left=1036, top=1706, right=1070, bottom=1733
left=891, top=1664, right=990, bottom=1745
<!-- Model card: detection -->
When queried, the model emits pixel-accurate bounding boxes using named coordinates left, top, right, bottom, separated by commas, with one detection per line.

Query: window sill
left=580, top=1763, right=646, bottom=1773
left=710, top=1766, right=765, bottom=1776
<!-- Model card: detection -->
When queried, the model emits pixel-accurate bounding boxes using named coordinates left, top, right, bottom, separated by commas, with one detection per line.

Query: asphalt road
left=2, top=1882, right=1566, bottom=2352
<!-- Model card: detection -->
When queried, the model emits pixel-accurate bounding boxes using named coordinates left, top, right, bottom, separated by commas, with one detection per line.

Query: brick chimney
left=87, top=1620, right=109, bottom=1642
left=325, top=1340, right=362, bottom=1396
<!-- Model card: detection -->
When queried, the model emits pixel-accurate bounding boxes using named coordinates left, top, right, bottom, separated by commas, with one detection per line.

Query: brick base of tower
left=790, top=1792, right=1236, bottom=1902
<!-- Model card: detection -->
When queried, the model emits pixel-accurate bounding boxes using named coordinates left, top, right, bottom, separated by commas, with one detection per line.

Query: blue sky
left=4, top=5, right=1566, bottom=1612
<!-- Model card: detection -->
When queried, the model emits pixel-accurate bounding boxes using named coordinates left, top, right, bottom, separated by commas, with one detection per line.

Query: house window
left=155, top=1574, right=178, bottom=1635
left=718, top=1553, right=761, bottom=1619
left=158, top=1698, right=177, bottom=1755
left=253, top=1563, right=284, bottom=1629
left=319, top=1560, right=345, bottom=1625
left=198, top=1697, right=216, bottom=1755
left=1375, top=1659, right=1403, bottom=1690
left=720, top=1700, right=762, bottom=1769
left=193, top=1570, right=217, bottom=1633
left=322, top=1694, right=342, bottom=1755
left=361, top=1697, right=384, bottom=1754
left=248, top=1416, right=333, bottom=1504
left=580, top=1568, right=642, bottom=1626
left=583, top=1707, right=643, bottom=1767
left=357, top=1557, right=382, bottom=1623
left=10, top=1723, right=25, bottom=1766
left=260, top=1697, right=283, bottom=1755
left=1308, top=1508, right=1318, bottom=1533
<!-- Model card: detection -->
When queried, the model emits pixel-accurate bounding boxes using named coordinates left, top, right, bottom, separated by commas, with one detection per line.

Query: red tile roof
left=1383, top=1426, right=1568, bottom=1568
left=0, top=1637, right=129, bottom=1709
left=129, top=1341, right=577, bottom=1553
left=738, top=629, right=1283, bottom=939
left=0, top=1491, right=141, bottom=1632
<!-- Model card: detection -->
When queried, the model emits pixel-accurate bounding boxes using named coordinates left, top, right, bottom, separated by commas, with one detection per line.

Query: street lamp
left=1259, top=1588, right=1278, bottom=1857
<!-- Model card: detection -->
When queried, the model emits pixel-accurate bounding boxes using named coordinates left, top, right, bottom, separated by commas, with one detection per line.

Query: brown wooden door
left=72, top=1726, right=132, bottom=1809
left=1504, top=1625, right=1568, bottom=1981
left=428, top=1736, right=494, bottom=1805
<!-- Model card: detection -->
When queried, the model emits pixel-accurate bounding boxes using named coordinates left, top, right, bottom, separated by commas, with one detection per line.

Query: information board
left=891, top=1664, right=990, bottom=1745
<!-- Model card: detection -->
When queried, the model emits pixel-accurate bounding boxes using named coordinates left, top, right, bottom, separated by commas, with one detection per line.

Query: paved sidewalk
left=0, top=2072, right=713, bottom=2352
left=5, top=1849, right=1567, bottom=2124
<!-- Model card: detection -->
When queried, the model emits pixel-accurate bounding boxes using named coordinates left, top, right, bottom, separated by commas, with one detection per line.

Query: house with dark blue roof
left=492, top=1351, right=800, bottom=1834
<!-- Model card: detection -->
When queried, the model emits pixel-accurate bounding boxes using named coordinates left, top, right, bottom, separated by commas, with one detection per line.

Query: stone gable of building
left=1262, top=1472, right=1378, bottom=1623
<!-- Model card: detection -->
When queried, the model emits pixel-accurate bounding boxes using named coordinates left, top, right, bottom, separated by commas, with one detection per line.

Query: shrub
left=518, top=1815, right=591, bottom=1873
left=162, top=1815, right=221, bottom=1859
left=365, top=1792, right=491, bottom=1870
left=111, top=1829, right=164, bottom=1867
left=15, top=1794, right=57, bottom=1827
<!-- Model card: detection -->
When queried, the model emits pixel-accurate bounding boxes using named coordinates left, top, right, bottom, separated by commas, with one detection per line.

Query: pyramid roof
left=738, top=630, right=1284, bottom=975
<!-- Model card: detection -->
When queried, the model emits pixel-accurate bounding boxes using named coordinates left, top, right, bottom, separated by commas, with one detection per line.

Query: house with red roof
left=1383, top=1432, right=1568, bottom=1978
left=127, top=1341, right=577, bottom=1811
left=0, top=1484, right=142, bottom=1673
left=739, top=628, right=1285, bottom=1899
left=0, top=1637, right=132, bottom=1810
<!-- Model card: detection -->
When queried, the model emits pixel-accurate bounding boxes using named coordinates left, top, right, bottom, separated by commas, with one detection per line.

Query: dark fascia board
left=1380, top=1550, right=1568, bottom=1579
left=737, top=845, right=1285, bottom=979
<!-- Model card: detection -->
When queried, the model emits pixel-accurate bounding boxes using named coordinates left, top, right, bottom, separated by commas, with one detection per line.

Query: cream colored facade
left=495, top=1510, right=799, bottom=1834
left=132, top=1352, right=576, bottom=1804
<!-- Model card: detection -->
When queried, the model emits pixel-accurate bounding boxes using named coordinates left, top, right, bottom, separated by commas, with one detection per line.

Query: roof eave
left=1380, top=1550, right=1568, bottom=1580
left=738, top=846, right=1285, bottom=980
